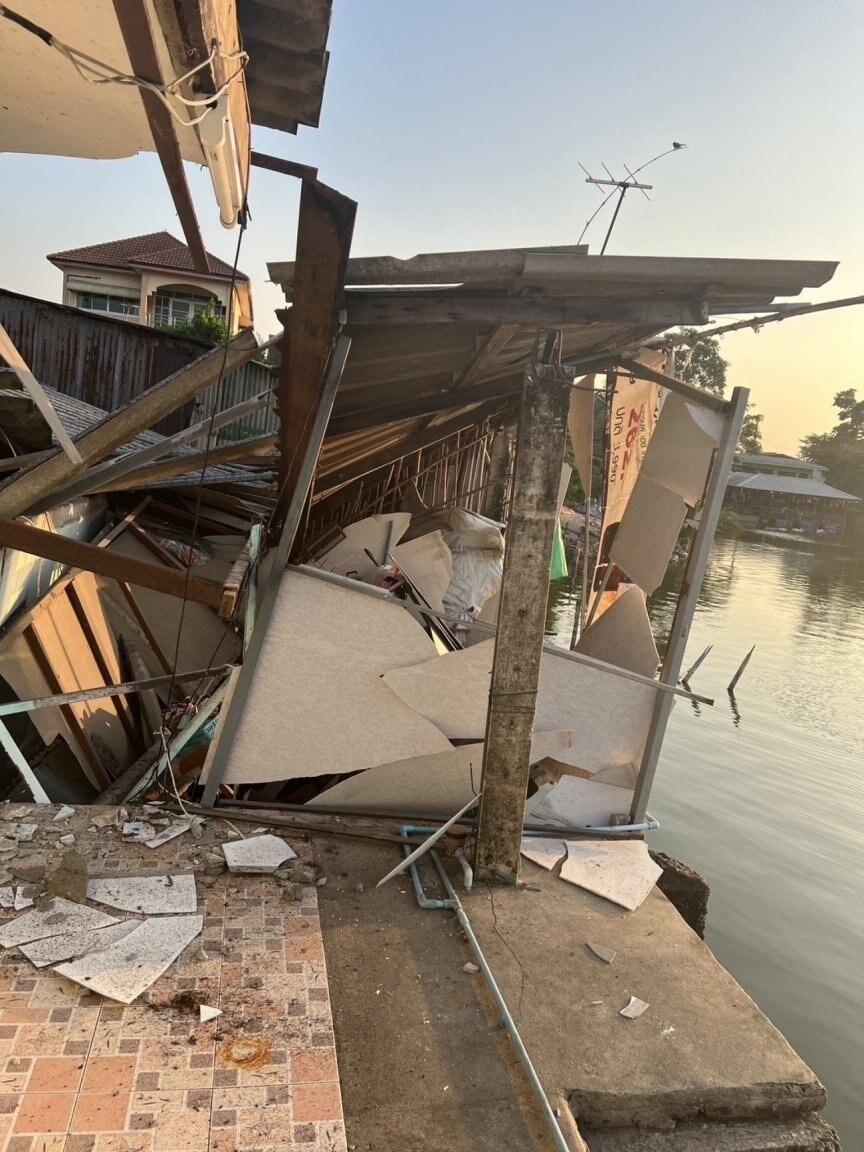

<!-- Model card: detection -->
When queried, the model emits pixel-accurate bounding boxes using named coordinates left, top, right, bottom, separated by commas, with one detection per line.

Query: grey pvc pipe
left=400, top=830, right=570, bottom=1152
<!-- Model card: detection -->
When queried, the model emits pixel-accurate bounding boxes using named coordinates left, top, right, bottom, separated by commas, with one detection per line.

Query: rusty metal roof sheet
left=238, top=0, right=332, bottom=133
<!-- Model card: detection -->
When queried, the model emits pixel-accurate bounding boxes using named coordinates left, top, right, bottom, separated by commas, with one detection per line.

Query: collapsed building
left=0, top=1, right=846, bottom=1149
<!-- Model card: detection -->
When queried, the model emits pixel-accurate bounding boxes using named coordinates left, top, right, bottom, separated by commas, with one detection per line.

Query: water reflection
left=546, top=538, right=864, bottom=1141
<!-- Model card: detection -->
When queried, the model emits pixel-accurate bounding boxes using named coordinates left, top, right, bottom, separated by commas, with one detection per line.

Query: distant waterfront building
left=724, top=453, right=859, bottom=535
left=47, top=232, right=253, bottom=333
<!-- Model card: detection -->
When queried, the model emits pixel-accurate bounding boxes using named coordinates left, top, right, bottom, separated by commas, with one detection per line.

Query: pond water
left=546, top=538, right=864, bottom=1144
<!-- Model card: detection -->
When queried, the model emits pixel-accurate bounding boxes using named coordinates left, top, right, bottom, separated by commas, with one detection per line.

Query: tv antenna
left=577, top=143, right=687, bottom=253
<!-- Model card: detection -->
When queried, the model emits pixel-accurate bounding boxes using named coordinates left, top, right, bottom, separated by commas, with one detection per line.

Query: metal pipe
left=455, top=847, right=474, bottom=891
left=413, top=846, right=571, bottom=1152
left=629, top=387, right=749, bottom=823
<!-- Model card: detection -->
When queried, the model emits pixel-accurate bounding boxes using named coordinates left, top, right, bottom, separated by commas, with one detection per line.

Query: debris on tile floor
left=86, top=873, right=198, bottom=914
left=0, top=803, right=347, bottom=1150
left=221, top=832, right=297, bottom=873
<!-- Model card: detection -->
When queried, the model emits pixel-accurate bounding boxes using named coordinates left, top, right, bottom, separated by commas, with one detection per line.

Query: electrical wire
left=0, top=5, right=247, bottom=128
left=157, top=217, right=249, bottom=752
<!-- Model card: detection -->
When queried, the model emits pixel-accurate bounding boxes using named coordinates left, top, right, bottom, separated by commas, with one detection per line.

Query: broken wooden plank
left=343, top=294, right=708, bottom=327
left=111, top=0, right=210, bottom=272
left=0, top=330, right=259, bottom=519
left=0, top=323, right=82, bottom=464
left=219, top=535, right=253, bottom=620
left=36, top=390, right=274, bottom=510
left=251, top=150, right=318, bottom=182
left=276, top=179, right=357, bottom=528
left=0, top=518, right=223, bottom=609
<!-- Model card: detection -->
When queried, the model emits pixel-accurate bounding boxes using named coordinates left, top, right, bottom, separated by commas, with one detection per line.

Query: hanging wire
left=156, top=217, right=249, bottom=754
left=0, top=5, right=247, bottom=128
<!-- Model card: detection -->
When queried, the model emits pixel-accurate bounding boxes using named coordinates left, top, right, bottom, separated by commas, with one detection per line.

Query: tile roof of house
left=47, top=232, right=248, bottom=281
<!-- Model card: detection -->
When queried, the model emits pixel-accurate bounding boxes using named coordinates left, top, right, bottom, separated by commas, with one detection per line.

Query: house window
left=153, top=291, right=224, bottom=328
left=75, top=291, right=139, bottom=318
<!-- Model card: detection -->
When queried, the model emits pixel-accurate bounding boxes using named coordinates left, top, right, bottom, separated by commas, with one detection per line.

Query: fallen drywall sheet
left=382, top=638, right=657, bottom=775
left=559, top=840, right=663, bottom=911
left=391, top=530, right=453, bottom=611
left=55, top=914, right=203, bottom=1004
left=0, top=897, right=120, bottom=949
left=20, top=921, right=138, bottom=968
left=609, top=475, right=687, bottom=595
left=86, top=874, right=198, bottom=915
left=221, top=570, right=452, bottom=785
left=529, top=775, right=634, bottom=829
left=222, top=834, right=296, bottom=873
left=520, top=838, right=567, bottom=870
left=642, top=393, right=724, bottom=506
left=314, top=513, right=411, bottom=583
left=314, top=731, right=573, bottom=816
left=574, top=585, right=659, bottom=678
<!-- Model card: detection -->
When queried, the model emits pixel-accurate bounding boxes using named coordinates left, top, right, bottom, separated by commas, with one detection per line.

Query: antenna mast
left=577, top=144, right=686, bottom=253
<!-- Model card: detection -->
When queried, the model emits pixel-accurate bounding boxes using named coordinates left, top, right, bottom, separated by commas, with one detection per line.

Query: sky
left=1, top=0, right=862, bottom=455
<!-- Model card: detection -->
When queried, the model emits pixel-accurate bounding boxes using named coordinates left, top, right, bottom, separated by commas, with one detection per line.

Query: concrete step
left=581, top=1114, right=841, bottom=1152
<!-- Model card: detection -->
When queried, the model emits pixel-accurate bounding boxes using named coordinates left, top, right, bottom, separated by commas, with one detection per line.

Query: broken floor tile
left=86, top=874, right=198, bottom=914
left=54, top=913, right=203, bottom=1004
left=145, top=816, right=204, bottom=849
left=222, top=834, right=297, bottom=874
left=586, top=942, right=617, bottom=965
left=20, top=920, right=138, bottom=968
left=620, top=995, right=649, bottom=1019
left=122, top=821, right=156, bottom=842
left=0, top=896, right=119, bottom=948
left=519, top=837, right=567, bottom=871
left=559, top=839, right=663, bottom=912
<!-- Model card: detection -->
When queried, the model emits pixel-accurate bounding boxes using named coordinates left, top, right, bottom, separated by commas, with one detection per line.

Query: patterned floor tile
left=0, top=807, right=345, bottom=1152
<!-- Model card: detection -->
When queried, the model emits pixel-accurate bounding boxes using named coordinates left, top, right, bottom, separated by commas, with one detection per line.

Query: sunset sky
left=2, top=0, right=862, bottom=455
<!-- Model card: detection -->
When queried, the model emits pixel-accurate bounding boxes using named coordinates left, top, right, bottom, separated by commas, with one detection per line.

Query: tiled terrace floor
left=0, top=805, right=346, bottom=1152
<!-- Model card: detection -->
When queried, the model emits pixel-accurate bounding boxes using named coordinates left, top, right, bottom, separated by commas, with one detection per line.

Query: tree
left=673, top=330, right=763, bottom=456
left=800, top=390, right=864, bottom=498
left=675, top=333, right=728, bottom=397
left=161, top=303, right=229, bottom=346
left=738, top=409, right=763, bottom=455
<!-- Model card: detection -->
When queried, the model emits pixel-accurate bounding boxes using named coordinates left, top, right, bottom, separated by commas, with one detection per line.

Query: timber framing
left=111, top=0, right=210, bottom=274
left=343, top=293, right=710, bottom=327
left=0, top=517, right=224, bottom=609
left=0, top=330, right=259, bottom=519
left=275, top=179, right=356, bottom=528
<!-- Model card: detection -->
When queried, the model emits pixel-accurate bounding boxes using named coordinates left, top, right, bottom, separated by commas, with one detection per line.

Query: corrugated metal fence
left=0, top=289, right=275, bottom=440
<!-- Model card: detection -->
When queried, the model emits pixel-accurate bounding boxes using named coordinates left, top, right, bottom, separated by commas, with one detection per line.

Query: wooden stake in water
left=728, top=645, right=755, bottom=695
left=682, top=644, right=713, bottom=684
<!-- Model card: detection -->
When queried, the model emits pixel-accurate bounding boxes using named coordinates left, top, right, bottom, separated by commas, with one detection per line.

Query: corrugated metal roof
left=238, top=0, right=332, bottom=134
left=736, top=452, right=825, bottom=473
left=0, top=387, right=271, bottom=491
left=726, top=472, right=859, bottom=500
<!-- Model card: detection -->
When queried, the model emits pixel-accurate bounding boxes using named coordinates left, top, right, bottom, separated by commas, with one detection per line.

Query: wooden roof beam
left=343, top=294, right=710, bottom=327
left=112, top=0, right=210, bottom=274
left=0, top=517, right=223, bottom=609
left=0, top=330, right=260, bottom=519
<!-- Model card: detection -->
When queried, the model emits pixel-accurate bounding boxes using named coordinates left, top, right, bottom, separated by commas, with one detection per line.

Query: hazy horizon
left=2, top=0, right=861, bottom=456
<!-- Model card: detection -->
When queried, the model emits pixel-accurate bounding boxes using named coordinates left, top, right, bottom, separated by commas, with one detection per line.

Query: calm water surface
left=547, top=539, right=864, bottom=1144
